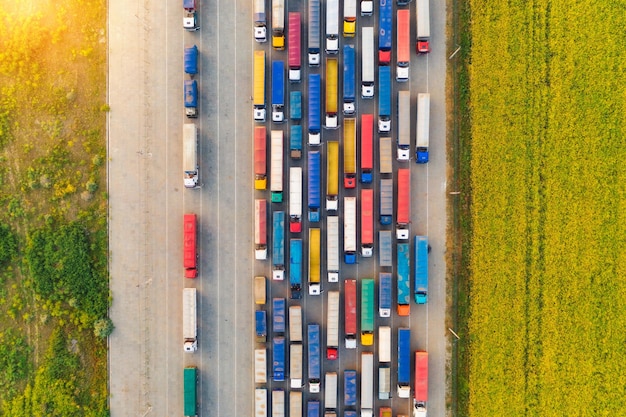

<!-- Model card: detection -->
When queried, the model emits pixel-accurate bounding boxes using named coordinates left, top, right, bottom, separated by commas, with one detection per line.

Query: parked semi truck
left=289, top=305, right=303, bottom=342
left=397, top=168, right=411, bottom=239
left=343, top=45, right=356, bottom=115
left=378, top=326, right=392, bottom=400
left=290, top=343, right=303, bottom=388
left=344, top=370, right=357, bottom=406
left=308, top=400, right=321, bottom=417
left=327, top=141, right=339, bottom=211
left=290, top=239, right=303, bottom=298
left=327, top=216, right=340, bottom=282
left=270, top=130, right=283, bottom=202
left=308, top=151, right=321, bottom=222
left=255, top=348, right=267, bottom=383
left=184, top=80, right=198, bottom=118
left=398, top=90, right=411, bottom=160
left=256, top=310, right=267, bottom=342
left=361, top=114, right=374, bottom=183
left=344, top=196, right=357, bottom=264
left=255, top=276, right=267, bottom=304
left=272, top=61, right=285, bottom=122
left=344, top=279, right=357, bottom=348
left=414, top=235, right=429, bottom=303
left=183, top=213, right=198, bottom=278
left=290, top=125, right=303, bottom=159
left=398, top=328, right=411, bottom=397
left=271, top=0, right=285, bottom=49
left=344, top=118, right=357, bottom=188
left=183, top=288, right=198, bottom=352
left=325, top=0, right=339, bottom=53
left=308, top=0, right=321, bottom=65
left=325, top=58, right=339, bottom=128
left=380, top=179, right=393, bottom=225
left=290, top=167, right=302, bottom=233
left=361, top=189, right=374, bottom=257
left=325, top=372, right=338, bottom=410
left=326, top=291, right=340, bottom=360
left=379, top=273, right=392, bottom=317
left=183, top=0, right=199, bottom=31
left=272, top=211, right=285, bottom=280
left=254, top=51, right=266, bottom=122
left=379, top=230, right=392, bottom=267
left=309, top=228, right=321, bottom=295
left=379, top=137, right=393, bottom=174
left=378, top=66, right=392, bottom=133
left=416, top=93, right=431, bottom=163
left=291, top=391, right=303, bottom=417
left=273, top=336, right=286, bottom=381
left=184, top=45, right=198, bottom=75
left=308, top=74, right=321, bottom=145
left=378, top=0, right=392, bottom=64
left=184, top=367, right=197, bottom=417
left=343, top=0, right=357, bottom=36
left=414, top=352, right=429, bottom=417
left=308, top=324, right=321, bottom=392
left=361, top=279, right=375, bottom=345
left=361, top=352, right=374, bottom=417
left=255, top=199, right=268, bottom=259
left=291, top=91, right=302, bottom=120
left=397, top=10, right=410, bottom=81
left=273, top=298, right=286, bottom=333
left=416, top=0, right=431, bottom=53
left=397, top=242, right=411, bottom=316
left=183, top=124, right=200, bottom=189
left=255, top=126, right=267, bottom=189
left=361, top=0, right=373, bottom=16
left=254, top=0, right=267, bottom=42
left=256, top=388, right=267, bottom=417
left=288, top=12, right=301, bottom=82
left=361, top=27, right=375, bottom=98
left=272, top=389, right=285, bottom=417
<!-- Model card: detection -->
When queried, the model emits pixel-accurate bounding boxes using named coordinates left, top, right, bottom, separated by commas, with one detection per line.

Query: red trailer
left=254, top=126, right=267, bottom=190
left=414, top=351, right=428, bottom=416
left=255, top=199, right=268, bottom=260
left=396, top=169, right=411, bottom=240
left=344, top=279, right=357, bottom=349
left=183, top=214, right=198, bottom=278
left=396, top=10, right=410, bottom=81
left=360, top=114, right=373, bottom=184
left=288, top=12, right=301, bottom=82
left=361, top=189, right=374, bottom=257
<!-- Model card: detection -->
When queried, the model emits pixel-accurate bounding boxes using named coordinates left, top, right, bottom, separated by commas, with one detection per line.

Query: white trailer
left=289, top=305, right=303, bottom=342
left=416, top=0, right=431, bottom=53
left=270, top=130, right=283, bottom=201
left=254, top=0, right=267, bottom=42
left=289, top=167, right=302, bottom=230
left=326, top=291, right=340, bottom=359
left=308, top=0, right=321, bottom=65
left=398, top=91, right=411, bottom=161
left=361, top=352, right=374, bottom=417
left=379, top=326, right=391, bottom=362
left=183, top=288, right=198, bottom=352
left=327, top=216, right=340, bottom=282
left=379, top=137, right=393, bottom=174
left=272, top=389, right=285, bottom=417
left=290, top=343, right=303, bottom=388
left=361, top=27, right=375, bottom=98
left=416, top=93, right=431, bottom=163
left=183, top=124, right=200, bottom=189
left=255, top=348, right=267, bottom=383
left=344, top=197, right=357, bottom=261
left=325, top=0, right=339, bottom=53
left=271, top=0, right=285, bottom=49
left=290, top=392, right=302, bottom=417
left=255, top=388, right=268, bottom=417
left=378, top=367, right=391, bottom=400
left=324, top=372, right=338, bottom=410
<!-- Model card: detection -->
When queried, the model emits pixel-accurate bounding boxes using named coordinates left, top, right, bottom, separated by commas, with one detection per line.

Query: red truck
left=361, top=189, right=374, bottom=257
left=414, top=351, right=428, bottom=417
left=360, top=114, right=373, bottom=183
left=396, top=168, right=411, bottom=240
left=183, top=214, right=198, bottom=278
left=344, top=279, right=357, bottom=349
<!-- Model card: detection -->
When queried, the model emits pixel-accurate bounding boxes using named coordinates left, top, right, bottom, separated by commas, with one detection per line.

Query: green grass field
left=464, top=1, right=626, bottom=415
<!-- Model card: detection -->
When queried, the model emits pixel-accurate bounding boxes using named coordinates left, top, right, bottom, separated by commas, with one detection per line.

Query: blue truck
left=378, top=0, right=392, bottom=64
left=344, top=370, right=357, bottom=406
left=378, top=66, right=391, bottom=132
left=343, top=44, right=356, bottom=115
left=414, top=235, right=429, bottom=304
left=308, top=151, right=321, bottom=222
left=272, top=298, right=286, bottom=333
left=307, top=400, right=320, bottom=417
left=272, top=61, right=285, bottom=122
left=308, top=74, right=321, bottom=145
left=272, top=336, right=285, bottom=382
left=397, top=243, right=411, bottom=316
left=272, top=211, right=285, bottom=280
left=289, top=239, right=303, bottom=299
left=290, top=125, right=302, bottom=159
left=379, top=272, right=392, bottom=317
left=184, top=45, right=198, bottom=75
left=184, top=79, right=198, bottom=118
left=397, top=328, right=411, bottom=398
left=290, top=91, right=302, bottom=120
left=255, top=310, right=267, bottom=343
left=307, top=324, right=321, bottom=393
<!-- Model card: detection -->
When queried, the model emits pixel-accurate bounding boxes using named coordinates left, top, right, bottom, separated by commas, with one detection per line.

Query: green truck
left=184, top=367, right=197, bottom=417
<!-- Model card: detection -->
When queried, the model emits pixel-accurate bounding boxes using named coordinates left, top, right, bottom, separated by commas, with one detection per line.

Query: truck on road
left=344, top=196, right=357, bottom=264
left=184, top=80, right=198, bottom=118
left=183, top=288, right=198, bottom=352
left=308, top=74, right=321, bottom=145
left=271, top=61, right=285, bottom=122
left=344, top=118, right=357, bottom=188
left=378, top=326, right=391, bottom=399
left=290, top=343, right=303, bottom=388
left=396, top=10, right=410, bottom=81
left=308, top=151, right=321, bottom=222
left=361, top=189, right=374, bottom=257
left=379, top=230, right=392, bottom=267
left=272, top=211, right=285, bottom=280
left=184, top=367, right=197, bottom=417
left=380, top=179, right=393, bottom=225
left=343, top=45, right=356, bottom=115
left=327, top=216, right=340, bottom=282
left=398, top=328, right=411, bottom=398
left=291, top=392, right=302, bottom=417
left=255, top=199, right=268, bottom=260
left=361, top=279, right=375, bottom=345
left=307, top=324, right=321, bottom=392
left=378, top=0, right=392, bottom=64
left=255, top=276, right=267, bottom=304
left=183, top=0, right=199, bottom=31
left=325, top=58, right=339, bottom=128
left=325, top=0, right=339, bottom=53
left=256, top=310, right=267, bottom=342
left=344, top=370, right=357, bottom=406
left=414, top=236, right=429, bottom=303
left=271, top=0, right=285, bottom=49
left=327, top=141, right=339, bottom=211
left=270, top=130, right=284, bottom=202
left=184, top=45, right=198, bottom=75
left=289, top=305, right=303, bottom=342
left=309, top=228, right=321, bottom=295
left=290, top=125, right=303, bottom=159
left=398, top=90, right=411, bottom=160
left=183, top=124, right=199, bottom=188
left=256, top=388, right=267, bottom=417
left=288, top=12, right=301, bottom=82
left=308, top=0, right=321, bottom=65
left=361, top=352, right=374, bottom=417
left=325, top=372, right=338, bottom=410
left=416, top=0, right=431, bottom=54
left=272, top=389, right=285, bottom=417
left=343, top=0, right=357, bottom=36
left=290, top=239, right=303, bottom=299
left=378, top=66, right=392, bottom=132
left=379, top=273, right=392, bottom=317
left=255, top=348, right=267, bottom=383
left=380, top=137, right=393, bottom=174
left=416, top=93, right=431, bottom=163
left=272, top=298, right=286, bottom=333
left=290, top=167, right=302, bottom=233
left=361, top=27, right=375, bottom=98
left=255, top=126, right=267, bottom=189
left=414, top=352, right=429, bottom=416
left=361, top=114, right=374, bottom=183
left=183, top=213, right=198, bottom=278
left=254, top=51, right=266, bottom=122
left=397, top=168, right=411, bottom=240
left=344, top=279, right=357, bottom=348
left=273, top=336, right=286, bottom=381
left=398, top=242, right=411, bottom=316
left=254, top=0, right=267, bottom=42
left=326, top=291, right=340, bottom=360
left=291, top=91, right=302, bottom=120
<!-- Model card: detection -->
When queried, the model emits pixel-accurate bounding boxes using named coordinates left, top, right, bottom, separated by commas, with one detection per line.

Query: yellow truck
left=325, top=58, right=338, bottom=128
left=253, top=51, right=266, bottom=122
left=326, top=141, right=339, bottom=211
left=343, top=118, right=356, bottom=188
left=308, top=228, right=321, bottom=295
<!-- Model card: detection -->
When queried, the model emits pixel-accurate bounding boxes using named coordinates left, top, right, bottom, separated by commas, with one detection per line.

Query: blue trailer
left=290, top=125, right=303, bottom=159
left=308, top=74, right=321, bottom=145
left=344, top=412, right=357, bottom=417
left=272, top=336, right=285, bottom=382
left=290, top=91, right=302, bottom=120
left=289, top=239, right=303, bottom=299
left=397, top=328, right=411, bottom=397
left=343, top=45, right=356, bottom=115
left=272, top=298, right=286, bottom=333
left=397, top=243, right=411, bottom=316
left=272, top=61, right=285, bottom=122
left=379, top=272, right=392, bottom=317
left=308, top=151, right=321, bottom=222
left=378, top=0, right=392, bottom=64
left=307, top=324, right=321, bottom=392
left=184, top=45, right=198, bottom=75
left=379, top=230, right=392, bottom=267
left=272, top=211, right=285, bottom=280
left=184, top=79, right=198, bottom=118
left=307, top=400, right=320, bottom=417
left=255, top=310, right=267, bottom=343
left=378, top=66, right=392, bottom=132
left=414, top=236, right=429, bottom=304
left=344, top=370, right=357, bottom=406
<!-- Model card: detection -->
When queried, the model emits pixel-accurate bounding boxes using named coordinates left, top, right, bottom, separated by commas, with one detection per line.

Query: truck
left=256, top=310, right=267, bottom=342
left=343, top=45, right=356, bottom=115
left=414, top=352, right=429, bottom=417
left=378, top=66, right=392, bottom=132
left=344, top=196, right=357, bottom=264
left=254, top=51, right=266, bottom=122
left=378, top=326, right=391, bottom=399
left=184, top=80, right=198, bottom=118
left=379, top=366, right=391, bottom=400
left=255, top=199, right=268, bottom=259
left=255, top=348, right=267, bottom=383
left=344, top=118, right=357, bottom=188
left=343, top=0, right=357, bottom=36
left=325, top=58, right=339, bottom=128
left=255, top=276, right=267, bottom=304
left=414, top=235, right=429, bottom=304
left=272, top=389, right=285, bottom=417
left=256, top=388, right=268, bottom=417
left=271, top=61, right=285, bottom=122
left=289, top=239, right=303, bottom=298
left=397, top=10, right=411, bottom=81
left=326, top=291, right=340, bottom=360
left=397, top=90, right=411, bottom=160
left=255, top=126, right=267, bottom=190
left=360, top=114, right=374, bottom=183
left=183, top=213, right=198, bottom=278
left=270, top=130, right=284, bottom=203
left=183, top=288, right=198, bottom=352
left=308, top=228, right=321, bottom=295
left=378, top=0, right=392, bottom=63
left=327, top=216, right=340, bottom=282
left=290, top=167, right=303, bottom=233
left=325, top=0, right=339, bottom=54
left=308, top=151, right=321, bottom=222
left=184, top=45, right=198, bottom=75
left=416, top=93, right=431, bottom=163
left=183, top=0, right=199, bottom=31
left=325, top=372, right=338, bottom=410
left=380, top=408, right=392, bottom=417
left=290, top=125, right=303, bottom=159
left=273, top=336, right=286, bottom=381
left=289, top=305, right=303, bottom=341
left=308, top=74, right=321, bottom=145
left=291, top=91, right=302, bottom=120
left=398, top=328, right=411, bottom=398
left=288, top=12, right=302, bottom=82
left=398, top=243, right=411, bottom=316
left=361, top=352, right=374, bottom=417
left=380, top=179, right=393, bottom=225
left=379, top=230, right=392, bottom=267
left=416, top=0, right=431, bottom=54
left=290, top=392, right=303, bottom=417
left=344, top=370, right=357, bottom=406
left=379, top=137, right=393, bottom=174
left=344, top=279, right=357, bottom=348
left=183, top=124, right=200, bottom=188
left=272, top=211, right=285, bottom=280
left=307, top=324, right=321, bottom=392
left=361, top=27, right=375, bottom=98
left=308, top=400, right=321, bottom=417
left=397, top=169, right=411, bottom=239
left=290, top=343, right=303, bottom=388
left=272, top=298, right=286, bottom=333
left=254, top=0, right=267, bottom=42
left=184, top=367, right=197, bottom=417
left=271, top=0, right=285, bottom=49
left=327, top=141, right=339, bottom=211
left=379, top=273, right=392, bottom=317
left=361, top=279, right=375, bottom=345
left=308, top=0, right=321, bottom=65
left=361, top=189, right=374, bottom=257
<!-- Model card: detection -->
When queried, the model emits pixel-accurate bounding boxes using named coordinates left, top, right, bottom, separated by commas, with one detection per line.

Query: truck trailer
left=361, top=279, right=375, bottom=345
left=184, top=367, right=197, bottom=417
left=289, top=305, right=303, bottom=342
left=397, top=90, right=411, bottom=160
left=272, top=336, right=286, bottom=381
left=378, top=66, right=392, bottom=133
left=272, top=389, right=285, bottom=417
left=378, top=326, right=392, bottom=399
left=344, top=196, right=357, bottom=264
left=380, top=179, right=393, bottom=225
left=308, top=151, right=321, bottom=222
left=183, top=288, right=198, bottom=352
left=308, top=74, right=321, bottom=145
left=256, top=388, right=268, bottom=417
left=290, top=343, right=303, bottom=388
left=379, top=137, right=393, bottom=174
left=255, top=199, right=268, bottom=259
left=309, top=228, right=321, bottom=295
left=379, top=273, right=392, bottom=317
left=414, top=352, right=429, bottom=417
left=327, top=141, right=339, bottom=211
left=344, top=370, right=357, bottom=406
left=307, top=324, right=322, bottom=392
left=327, top=216, right=340, bottom=282
left=183, top=124, right=200, bottom=188
left=290, top=392, right=303, bottom=417
left=272, top=298, right=286, bottom=333
left=254, top=0, right=267, bottom=42
left=325, top=58, right=339, bottom=128
left=291, top=91, right=302, bottom=120
left=308, top=0, right=321, bottom=65
left=271, top=0, right=285, bottom=49
left=183, top=213, right=198, bottom=278
left=272, top=211, right=285, bottom=280
left=343, top=45, right=356, bottom=115
left=184, top=79, right=198, bottom=118
left=414, top=235, right=429, bottom=303
left=326, top=291, right=340, bottom=360
left=344, top=279, right=357, bottom=348
left=255, top=276, right=267, bottom=304
left=398, top=242, right=411, bottom=315
left=255, top=126, right=267, bottom=190
left=325, top=372, right=338, bottom=410
left=378, top=0, right=392, bottom=64
left=398, top=328, right=411, bottom=397
left=361, top=27, right=375, bottom=98
left=271, top=61, right=285, bottom=122
left=256, top=310, right=267, bottom=342
left=184, top=45, right=198, bottom=75
left=361, top=353, right=374, bottom=417
left=379, top=230, right=392, bottom=267
left=288, top=12, right=302, bottom=82
left=325, top=0, right=339, bottom=53
left=290, top=239, right=303, bottom=299
left=344, top=118, right=357, bottom=188
left=290, top=125, right=303, bottom=159
left=416, top=93, right=431, bottom=163
left=361, top=189, right=374, bottom=257
left=254, top=51, right=266, bottom=122
left=290, top=167, right=303, bottom=233
left=416, top=0, right=431, bottom=53
left=360, top=114, right=374, bottom=183
left=396, top=168, right=411, bottom=239
left=255, top=348, right=267, bottom=383
left=396, top=10, right=410, bottom=81
left=270, top=130, right=284, bottom=202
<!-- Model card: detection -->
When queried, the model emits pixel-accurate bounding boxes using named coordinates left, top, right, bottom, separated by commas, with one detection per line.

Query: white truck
left=326, top=291, right=340, bottom=360
left=183, top=124, right=200, bottom=189
left=289, top=167, right=302, bottom=232
left=361, top=27, right=375, bottom=98
left=290, top=343, right=303, bottom=388
left=255, top=348, right=267, bottom=383
left=183, top=288, right=198, bottom=352
left=360, top=0, right=372, bottom=16
left=327, top=216, right=340, bottom=282
left=253, top=0, right=267, bottom=42
left=343, top=0, right=357, bottom=36
left=271, top=0, right=285, bottom=49
left=255, top=388, right=267, bottom=417
left=416, top=93, right=431, bottom=163
left=398, top=91, right=411, bottom=161
left=416, top=0, right=431, bottom=53
left=272, top=389, right=285, bottom=417
left=325, top=0, right=339, bottom=53
left=378, top=326, right=391, bottom=399
left=325, top=372, right=338, bottom=410
left=289, top=305, right=303, bottom=342
left=361, top=352, right=374, bottom=417
left=344, top=197, right=357, bottom=264
left=270, top=130, right=284, bottom=202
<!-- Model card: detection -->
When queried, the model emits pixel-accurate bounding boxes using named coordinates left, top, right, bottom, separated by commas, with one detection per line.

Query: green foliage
left=0, top=223, right=18, bottom=266
left=0, top=329, right=32, bottom=398
left=93, top=317, right=114, bottom=339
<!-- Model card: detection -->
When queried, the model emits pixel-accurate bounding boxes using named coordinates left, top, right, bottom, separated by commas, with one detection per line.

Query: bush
left=93, top=317, right=114, bottom=339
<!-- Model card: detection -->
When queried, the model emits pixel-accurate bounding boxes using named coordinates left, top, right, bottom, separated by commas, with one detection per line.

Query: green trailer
left=184, top=367, right=197, bottom=417
left=360, top=279, right=375, bottom=345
